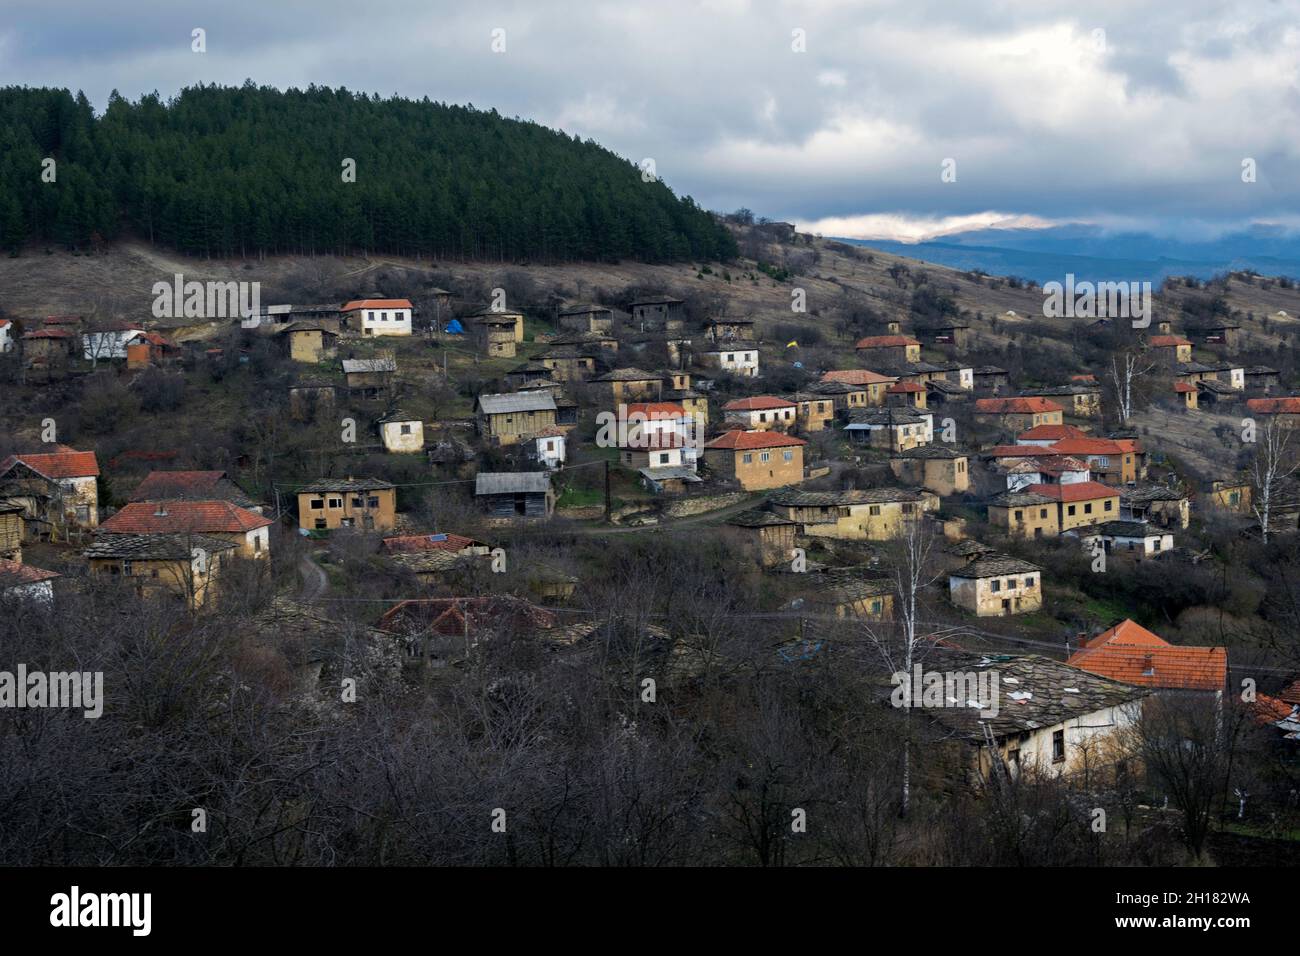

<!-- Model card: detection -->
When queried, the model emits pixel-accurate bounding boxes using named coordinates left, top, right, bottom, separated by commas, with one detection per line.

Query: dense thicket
left=0, top=83, right=737, bottom=262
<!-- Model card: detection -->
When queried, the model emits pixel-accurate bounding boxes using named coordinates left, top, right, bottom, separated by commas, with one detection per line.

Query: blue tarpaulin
left=444, top=319, right=465, bottom=334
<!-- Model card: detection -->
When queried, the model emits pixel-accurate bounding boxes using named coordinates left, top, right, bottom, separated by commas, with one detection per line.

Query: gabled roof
left=1068, top=640, right=1227, bottom=692
left=704, top=430, right=806, bottom=451
left=0, top=447, right=100, bottom=480
left=625, top=402, right=685, bottom=418
left=1017, top=424, right=1090, bottom=442
left=559, top=304, right=612, bottom=316
left=726, top=509, right=798, bottom=528
left=887, top=382, right=925, bottom=393
left=974, top=397, right=1064, bottom=414
left=341, top=299, right=413, bottom=311
left=128, top=470, right=252, bottom=506
left=342, top=357, right=397, bottom=374
left=820, top=369, right=897, bottom=386
left=83, top=533, right=238, bottom=561
left=770, top=487, right=928, bottom=507
left=1150, top=335, right=1192, bottom=347
left=1049, top=436, right=1142, bottom=456
left=381, top=533, right=484, bottom=553
left=950, top=554, right=1040, bottom=578
left=100, top=500, right=272, bottom=534
left=593, top=367, right=660, bottom=382
left=1080, top=619, right=1168, bottom=650
left=477, top=391, right=557, bottom=415
left=299, top=477, right=395, bottom=494
left=723, top=396, right=795, bottom=411
left=1025, top=481, right=1121, bottom=502
left=475, top=472, right=553, bottom=495
left=0, top=558, right=60, bottom=586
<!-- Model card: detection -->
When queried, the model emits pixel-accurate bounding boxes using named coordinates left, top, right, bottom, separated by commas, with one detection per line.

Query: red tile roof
left=704, top=430, right=807, bottom=451
left=1017, top=424, right=1090, bottom=442
left=1249, top=693, right=1296, bottom=726
left=723, top=396, right=795, bottom=411
left=1174, top=382, right=1198, bottom=393
left=1050, top=436, right=1142, bottom=456
left=1247, top=397, right=1300, bottom=414
left=975, top=397, right=1065, bottom=414
left=1081, top=618, right=1169, bottom=649
left=1068, top=642, right=1227, bottom=692
left=129, top=470, right=228, bottom=501
left=382, top=533, right=481, bottom=553
left=855, top=335, right=920, bottom=348
left=1150, top=335, right=1192, bottom=347
left=23, top=329, right=71, bottom=339
left=821, top=369, right=897, bottom=385
left=0, top=558, right=59, bottom=586
left=100, top=500, right=271, bottom=534
left=1025, top=481, right=1120, bottom=502
left=341, top=299, right=413, bottom=311
left=887, top=382, right=924, bottom=393
left=0, top=447, right=99, bottom=479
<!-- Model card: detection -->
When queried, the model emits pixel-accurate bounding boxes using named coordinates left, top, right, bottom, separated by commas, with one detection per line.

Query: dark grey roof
left=989, top=491, right=1055, bottom=507
left=974, top=366, right=1008, bottom=375
left=950, top=554, right=1041, bottom=578
left=629, top=296, right=683, bottom=306
left=477, top=392, right=557, bottom=415
left=85, top=533, right=238, bottom=560
left=946, top=539, right=995, bottom=556
left=900, top=652, right=1147, bottom=741
left=846, top=408, right=930, bottom=427
left=475, top=472, right=552, bottom=495
left=1018, top=384, right=1100, bottom=396
left=342, top=357, right=396, bottom=374
left=771, top=487, right=929, bottom=507
left=299, top=477, right=395, bottom=493
left=726, top=509, right=798, bottom=528
left=1121, top=486, right=1185, bottom=503
left=1073, top=520, right=1163, bottom=538
left=559, top=304, right=612, bottom=316
left=594, top=367, right=660, bottom=382
left=892, top=444, right=969, bottom=459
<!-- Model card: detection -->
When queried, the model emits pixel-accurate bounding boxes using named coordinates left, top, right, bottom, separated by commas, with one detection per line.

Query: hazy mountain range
left=840, top=224, right=1300, bottom=285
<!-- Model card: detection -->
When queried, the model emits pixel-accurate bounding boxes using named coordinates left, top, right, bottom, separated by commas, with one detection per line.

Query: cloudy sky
left=3, top=0, right=1297, bottom=240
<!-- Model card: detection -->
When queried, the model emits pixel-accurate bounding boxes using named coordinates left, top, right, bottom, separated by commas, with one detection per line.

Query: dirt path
left=298, top=550, right=329, bottom=600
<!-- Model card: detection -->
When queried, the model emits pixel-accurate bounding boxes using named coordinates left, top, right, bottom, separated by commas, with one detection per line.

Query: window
left=123, top=561, right=133, bottom=576
left=759, top=413, right=767, bottom=422
left=309, top=497, right=324, bottom=510
left=1024, top=575, right=1035, bottom=587
left=352, top=497, right=364, bottom=508
left=1014, top=510, right=1023, bottom=521
left=871, top=599, right=883, bottom=614
left=315, top=519, right=327, bottom=530
left=725, top=353, right=734, bottom=362
left=1008, top=578, right=1018, bottom=590
left=760, top=451, right=771, bottom=463
left=400, top=424, right=411, bottom=435
left=1068, top=504, right=1077, bottom=516
left=1084, top=503, right=1093, bottom=514
left=1095, top=456, right=1109, bottom=467
left=742, top=453, right=753, bottom=464
left=783, top=450, right=793, bottom=462
left=991, top=579, right=1001, bottom=592
left=254, top=535, right=262, bottom=553
left=368, top=497, right=380, bottom=508
left=1040, top=508, right=1048, bottom=518
left=1052, top=729, right=1065, bottom=763
left=1104, top=499, right=1113, bottom=511
left=902, top=503, right=914, bottom=514
left=869, top=505, right=881, bottom=516
left=658, top=453, right=670, bottom=465
left=328, top=497, right=342, bottom=509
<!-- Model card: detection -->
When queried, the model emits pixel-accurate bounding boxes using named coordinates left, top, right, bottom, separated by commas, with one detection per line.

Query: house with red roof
left=1068, top=619, right=1227, bottom=699
left=99, top=500, right=273, bottom=558
left=128, top=470, right=262, bottom=512
left=854, top=335, right=921, bottom=364
left=0, top=557, right=59, bottom=604
left=886, top=381, right=927, bottom=409
left=1016, top=423, right=1091, bottom=446
left=973, top=396, right=1064, bottom=431
left=703, top=430, right=806, bottom=490
left=1149, top=334, right=1193, bottom=364
left=1246, top=396, right=1300, bottom=428
left=0, top=446, right=101, bottom=533
left=1047, top=436, right=1145, bottom=484
left=1023, top=481, right=1121, bottom=532
left=722, top=396, right=796, bottom=431
left=340, top=298, right=414, bottom=337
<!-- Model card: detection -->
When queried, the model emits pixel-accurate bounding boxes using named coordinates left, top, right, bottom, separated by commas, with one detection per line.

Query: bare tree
left=1250, top=417, right=1298, bottom=543
left=1109, top=347, right=1157, bottom=424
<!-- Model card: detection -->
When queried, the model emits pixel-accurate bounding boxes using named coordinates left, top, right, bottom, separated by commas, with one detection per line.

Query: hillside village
left=3, top=221, right=1300, bottom=866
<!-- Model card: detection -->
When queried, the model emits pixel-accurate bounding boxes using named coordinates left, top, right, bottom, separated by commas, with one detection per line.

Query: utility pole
left=604, top=459, right=611, bottom=523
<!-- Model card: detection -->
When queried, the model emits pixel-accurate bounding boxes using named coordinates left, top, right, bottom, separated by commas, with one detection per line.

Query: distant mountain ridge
left=838, top=224, right=1300, bottom=285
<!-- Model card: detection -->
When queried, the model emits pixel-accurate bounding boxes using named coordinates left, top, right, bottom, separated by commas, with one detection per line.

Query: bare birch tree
left=1250, top=417, right=1298, bottom=543
left=1110, top=347, right=1157, bottom=424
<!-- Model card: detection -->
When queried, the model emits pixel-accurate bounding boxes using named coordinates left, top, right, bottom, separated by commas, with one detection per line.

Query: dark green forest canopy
left=0, top=83, right=738, bottom=263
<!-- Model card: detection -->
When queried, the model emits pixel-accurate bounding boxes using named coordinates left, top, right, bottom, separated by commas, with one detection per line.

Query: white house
left=82, top=324, right=145, bottom=361
left=1066, top=520, right=1174, bottom=559
left=702, top=347, right=760, bottom=377
left=340, top=299, right=413, bottom=337
left=0, top=319, right=13, bottom=353
left=532, top=428, right=567, bottom=470
left=378, top=413, right=424, bottom=454
left=722, top=396, right=796, bottom=430
left=0, top=558, right=58, bottom=604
